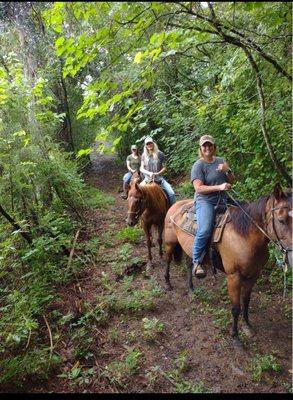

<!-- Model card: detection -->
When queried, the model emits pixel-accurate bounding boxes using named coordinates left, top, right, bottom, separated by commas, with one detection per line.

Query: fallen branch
left=25, top=329, right=32, bottom=350
left=67, top=229, right=80, bottom=271
left=43, top=314, right=53, bottom=359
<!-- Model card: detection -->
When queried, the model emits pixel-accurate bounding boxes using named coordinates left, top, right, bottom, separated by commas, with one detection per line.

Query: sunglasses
left=146, top=142, right=153, bottom=145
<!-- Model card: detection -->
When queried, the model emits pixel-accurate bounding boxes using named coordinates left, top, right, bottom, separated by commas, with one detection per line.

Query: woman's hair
left=142, top=141, right=159, bottom=163
left=198, top=144, right=216, bottom=159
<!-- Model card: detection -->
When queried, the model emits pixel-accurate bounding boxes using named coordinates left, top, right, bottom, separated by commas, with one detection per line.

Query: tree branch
left=242, top=47, right=291, bottom=185
left=0, top=204, right=33, bottom=244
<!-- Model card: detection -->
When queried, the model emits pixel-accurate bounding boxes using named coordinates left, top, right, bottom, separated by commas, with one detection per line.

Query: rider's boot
left=192, top=263, right=206, bottom=279
left=120, top=183, right=129, bottom=199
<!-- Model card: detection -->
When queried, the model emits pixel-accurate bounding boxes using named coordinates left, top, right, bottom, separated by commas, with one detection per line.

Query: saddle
left=172, top=201, right=231, bottom=243
left=171, top=201, right=232, bottom=273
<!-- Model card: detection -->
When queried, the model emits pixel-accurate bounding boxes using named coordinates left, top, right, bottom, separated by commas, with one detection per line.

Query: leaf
left=55, top=37, right=65, bottom=47
left=134, top=52, right=143, bottom=64
left=77, top=148, right=92, bottom=158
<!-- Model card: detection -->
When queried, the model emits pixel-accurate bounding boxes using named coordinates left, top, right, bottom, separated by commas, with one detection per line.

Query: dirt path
left=24, top=153, right=292, bottom=393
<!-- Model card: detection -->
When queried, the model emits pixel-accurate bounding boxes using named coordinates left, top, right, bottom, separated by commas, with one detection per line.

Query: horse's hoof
left=166, top=284, right=173, bottom=291
left=145, top=264, right=153, bottom=276
left=233, top=338, right=244, bottom=351
left=188, top=289, right=195, bottom=299
left=242, top=325, right=255, bottom=338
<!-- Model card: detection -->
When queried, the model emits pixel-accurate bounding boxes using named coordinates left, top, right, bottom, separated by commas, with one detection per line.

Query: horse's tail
left=173, top=242, right=183, bottom=263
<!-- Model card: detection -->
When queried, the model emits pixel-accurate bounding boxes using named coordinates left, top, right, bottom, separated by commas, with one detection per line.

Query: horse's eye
left=278, top=218, right=286, bottom=225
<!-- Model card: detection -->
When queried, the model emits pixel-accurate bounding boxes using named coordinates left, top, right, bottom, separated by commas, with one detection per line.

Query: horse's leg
left=141, top=219, right=153, bottom=271
left=164, top=244, right=173, bottom=290
left=157, top=224, right=164, bottom=258
left=146, top=228, right=153, bottom=270
left=186, top=256, right=194, bottom=295
left=241, top=276, right=258, bottom=338
left=227, top=273, right=243, bottom=349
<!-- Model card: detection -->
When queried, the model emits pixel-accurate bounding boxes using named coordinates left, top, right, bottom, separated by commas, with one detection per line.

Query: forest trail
left=23, top=153, right=292, bottom=393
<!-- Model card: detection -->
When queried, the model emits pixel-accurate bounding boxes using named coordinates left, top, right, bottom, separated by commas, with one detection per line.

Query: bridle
left=270, top=202, right=292, bottom=255
left=127, top=197, right=146, bottom=222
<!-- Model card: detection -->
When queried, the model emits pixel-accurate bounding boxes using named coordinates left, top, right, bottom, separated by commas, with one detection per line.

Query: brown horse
left=164, top=183, right=292, bottom=348
left=126, top=181, right=169, bottom=269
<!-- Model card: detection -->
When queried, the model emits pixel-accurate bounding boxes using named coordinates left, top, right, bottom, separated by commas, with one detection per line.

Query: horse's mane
left=140, top=183, right=168, bottom=212
left=229, top=195, right=270, bottom=237
left=229, top=190, right=292, bottom=237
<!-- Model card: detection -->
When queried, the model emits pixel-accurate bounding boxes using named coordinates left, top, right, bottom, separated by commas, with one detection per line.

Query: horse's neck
left=142, top=186, right=163, bottom=212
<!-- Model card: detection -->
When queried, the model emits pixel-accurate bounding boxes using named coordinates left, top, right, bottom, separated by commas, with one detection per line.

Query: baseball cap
left=131, top=145, right=137, bottom=150
left=144, top=137, right=154, bottom=144
left=199, top=135, right=215, bottom=146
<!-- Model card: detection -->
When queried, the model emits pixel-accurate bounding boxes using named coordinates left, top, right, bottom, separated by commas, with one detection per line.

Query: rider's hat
left=199, top=135, right=215, bottom=146
left=144, top=136, right=154, bottom=144
left=131, top=144, right=137, bottom=150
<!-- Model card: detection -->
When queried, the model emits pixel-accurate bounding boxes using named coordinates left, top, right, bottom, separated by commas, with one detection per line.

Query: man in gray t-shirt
left=190, top=157, right=229, bottom=205
left=190, top=134, right=235, bottom=279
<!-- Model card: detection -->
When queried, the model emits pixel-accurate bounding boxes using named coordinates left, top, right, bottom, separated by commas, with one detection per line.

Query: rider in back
left=140, top=136, right=176, bottom=206
left=121, top=144, right=141, bottom=199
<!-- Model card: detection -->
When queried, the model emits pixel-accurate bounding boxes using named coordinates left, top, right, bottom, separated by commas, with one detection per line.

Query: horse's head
left=126, top=181, right=145, bottom=227
left=269, top=183, right=292, bottom=267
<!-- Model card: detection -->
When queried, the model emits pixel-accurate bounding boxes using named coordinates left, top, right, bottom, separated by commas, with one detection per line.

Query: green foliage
left=83, top=186, right=115, bottom=209
left=115, top=226, right=144, bottom=243
left=142, top=317, right=165, bottom=341
left=98, top=274, right=163, bottom=316
left=176, top=181, right=194, bottom=199
left=175, top=380, right=205, bottom=394
left=249, top=354, right=281, bottom=382
left=101, top=348, right=143, bottom=388
left=174, top=350, right=191, bottom=373
left=44, top=2, right=291, bottom=198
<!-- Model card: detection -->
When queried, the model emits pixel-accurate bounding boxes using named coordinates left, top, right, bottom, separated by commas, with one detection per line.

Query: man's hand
left=216, top=162, right=230, bottom=173
left=219, top=182, right=231, bottom=191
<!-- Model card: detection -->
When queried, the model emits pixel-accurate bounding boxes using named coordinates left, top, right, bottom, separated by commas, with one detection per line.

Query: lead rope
left=276, top=254, right=288, bottom=299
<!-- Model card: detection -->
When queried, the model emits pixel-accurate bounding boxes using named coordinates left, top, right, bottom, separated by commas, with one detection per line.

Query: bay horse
left=126, top=180, right=169, bottom=269
left=164, top=183, right=292, bottom=348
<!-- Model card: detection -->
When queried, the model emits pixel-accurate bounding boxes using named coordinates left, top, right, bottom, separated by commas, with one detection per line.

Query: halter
left=127, top=197, right=147, bottom=220
left=270, top=202, right=292, bottom=254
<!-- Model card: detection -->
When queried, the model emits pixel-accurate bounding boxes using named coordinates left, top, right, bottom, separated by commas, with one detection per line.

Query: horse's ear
left=135, top=181, right=141, bottom=192
left=273, top=183, right=284, bottom=200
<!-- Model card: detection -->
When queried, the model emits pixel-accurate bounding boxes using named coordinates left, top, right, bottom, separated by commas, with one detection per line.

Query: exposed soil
left=6, top=152, right=292, bottom=393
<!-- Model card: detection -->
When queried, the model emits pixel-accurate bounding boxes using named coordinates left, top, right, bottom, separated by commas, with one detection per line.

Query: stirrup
left=192, top=263, right=206, bottom=279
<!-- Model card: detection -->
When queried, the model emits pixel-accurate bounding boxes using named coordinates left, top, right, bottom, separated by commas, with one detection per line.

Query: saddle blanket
left=171, top=201, right=231, bottom=243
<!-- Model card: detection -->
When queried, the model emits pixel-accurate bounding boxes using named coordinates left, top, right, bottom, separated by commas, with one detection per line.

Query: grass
left=84, top=186, right=115, bottom=209
left=101, top=348, right=143, bottom=388
left=142, top=317, right=165, bottom=341
left=115, top=226, right=144, bottom=243
left=248, top=354, right=281, bottom=382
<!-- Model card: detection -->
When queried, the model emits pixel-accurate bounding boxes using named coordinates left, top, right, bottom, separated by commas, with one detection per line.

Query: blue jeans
left=123, top=171, right=133, bottom=184
left=142, top=176, right=176, bottom=206
left=192, top=201, right=216, bottom=265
